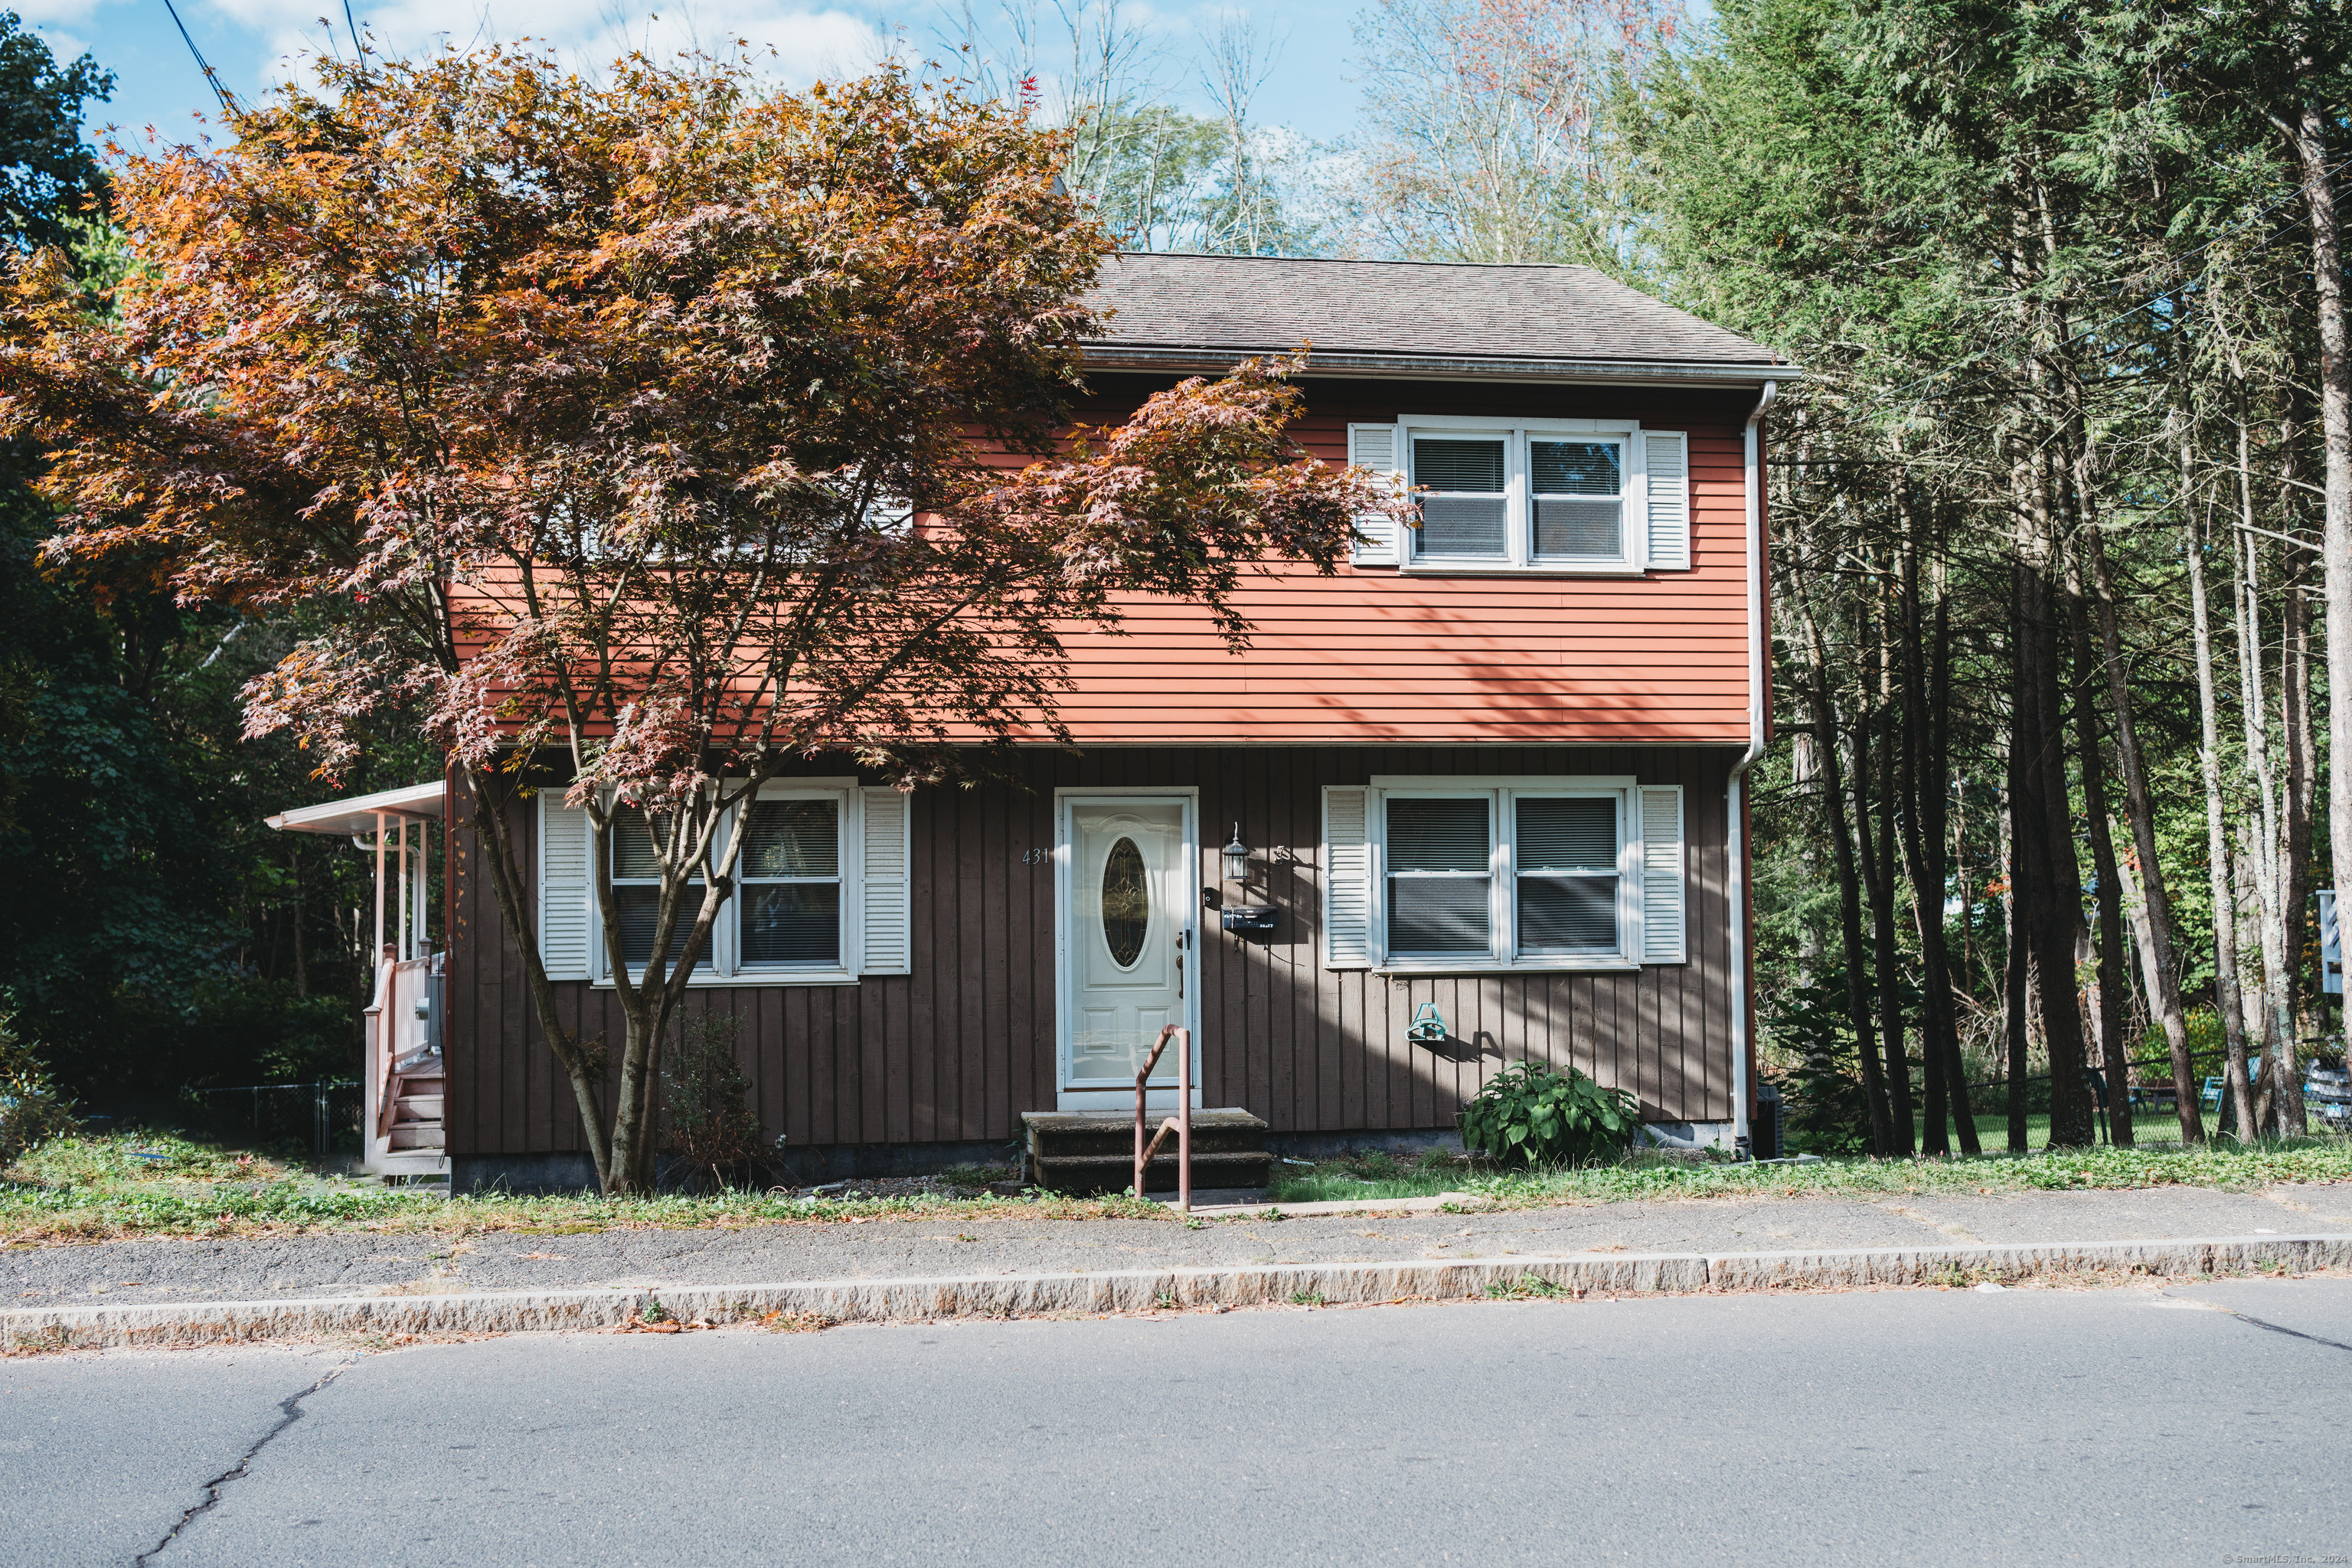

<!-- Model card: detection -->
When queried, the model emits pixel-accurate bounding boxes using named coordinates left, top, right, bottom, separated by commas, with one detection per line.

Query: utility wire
left=162, top=0, right=234, bottom=119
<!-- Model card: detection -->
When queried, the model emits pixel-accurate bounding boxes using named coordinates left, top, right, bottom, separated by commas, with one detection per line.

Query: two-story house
left=275, top=253, right=1786, bottom=1191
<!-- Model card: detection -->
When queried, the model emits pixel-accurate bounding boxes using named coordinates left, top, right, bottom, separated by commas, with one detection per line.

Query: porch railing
left=1132, top=1024, right=1193, bottom=1212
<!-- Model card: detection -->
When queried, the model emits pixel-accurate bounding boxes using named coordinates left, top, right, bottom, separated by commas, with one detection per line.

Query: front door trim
left=1054, top=787, right=1201, bottom=1111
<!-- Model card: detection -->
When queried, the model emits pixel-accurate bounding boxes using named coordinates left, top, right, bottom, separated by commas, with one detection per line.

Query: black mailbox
left=1221, top=905, right=1279, bottom=936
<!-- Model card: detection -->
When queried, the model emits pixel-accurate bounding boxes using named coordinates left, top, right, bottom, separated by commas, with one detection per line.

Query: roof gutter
left=1726, top=379, right=1779, bottom=1157
left=1081, top=345, right=1797, bottom=387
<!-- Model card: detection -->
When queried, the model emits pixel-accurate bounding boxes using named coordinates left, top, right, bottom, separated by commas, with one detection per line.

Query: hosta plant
left=1458, top=1061, right=1639, bottom=1168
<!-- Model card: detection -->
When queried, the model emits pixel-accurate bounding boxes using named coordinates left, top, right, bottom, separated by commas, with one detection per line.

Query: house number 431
left=1020, top=848, right=1050, bottom=865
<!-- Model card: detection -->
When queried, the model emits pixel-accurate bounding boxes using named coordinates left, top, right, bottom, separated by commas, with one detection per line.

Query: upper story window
left=1346, top=418, right=1691, bottom=575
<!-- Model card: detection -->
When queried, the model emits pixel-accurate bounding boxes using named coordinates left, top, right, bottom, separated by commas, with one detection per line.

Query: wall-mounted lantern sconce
left=1222, top=823, right=1251, bottom=884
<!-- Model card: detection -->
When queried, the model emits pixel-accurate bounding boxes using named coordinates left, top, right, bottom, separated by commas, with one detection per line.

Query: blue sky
left=16, top=0, right=1371, bottom=152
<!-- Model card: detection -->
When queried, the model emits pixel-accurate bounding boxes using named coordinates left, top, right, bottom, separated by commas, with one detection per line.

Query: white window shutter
left=859, top=787, right=912, bottom=975
left=1348, top=423, right=1401, bottom=567
left=1645, top=431, right=1690, bottom=570
left=1639, top=785, right=1687, bottom=965
left=1322, top=786, right=1374, bottom=969
left=537, top=792, right=593, bottom=981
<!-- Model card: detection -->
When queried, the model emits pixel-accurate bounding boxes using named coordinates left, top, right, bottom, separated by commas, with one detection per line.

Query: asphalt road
left=5, top=1279, right=2347, bottom=1566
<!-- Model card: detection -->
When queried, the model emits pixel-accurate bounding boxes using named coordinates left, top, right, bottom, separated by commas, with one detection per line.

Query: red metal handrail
left=1132, top=1024, right=1193, bottom=1212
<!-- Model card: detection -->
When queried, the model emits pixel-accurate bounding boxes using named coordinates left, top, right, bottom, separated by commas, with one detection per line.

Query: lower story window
left=740, top=797, right=842, bottom=968
left=612, top=806, right=708, bottom=975
left=1379, top=784, right=1630, bottom=968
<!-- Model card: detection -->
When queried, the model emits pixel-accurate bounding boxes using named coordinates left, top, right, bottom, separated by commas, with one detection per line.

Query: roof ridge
left=1112, top=252, right=1602, bottom=274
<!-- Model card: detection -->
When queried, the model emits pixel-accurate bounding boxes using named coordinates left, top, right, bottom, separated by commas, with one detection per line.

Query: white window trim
left=1390, top=415, right=1653, bottom=577
left=1367, top=773, right=1643, bottom=975
left=591, top=777, right=864, bottom=988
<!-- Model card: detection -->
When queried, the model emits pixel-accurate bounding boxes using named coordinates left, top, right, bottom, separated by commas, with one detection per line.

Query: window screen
left=1413, top=437, right=1508, bottom=557
left=740, top=798, right=842, bottom=967
left=1531, top=440, right=1623, bottom=559
left=1387, top=796, right=1493, bottom=955
left=1514, top=795, right=1619, bottom=954
left=611, top=806, right=709, bottom=973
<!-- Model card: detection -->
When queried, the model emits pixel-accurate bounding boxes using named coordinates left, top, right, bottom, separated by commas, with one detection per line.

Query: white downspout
left=1729, top=380, right=1779, bottom=1156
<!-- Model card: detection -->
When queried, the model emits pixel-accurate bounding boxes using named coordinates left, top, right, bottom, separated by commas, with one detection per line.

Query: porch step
left=394, top=1095, right=444, bottom=1122
left=387, top=1122, right=446, bottom=1150
left=1022, top=1109, right=1269, bottom=1195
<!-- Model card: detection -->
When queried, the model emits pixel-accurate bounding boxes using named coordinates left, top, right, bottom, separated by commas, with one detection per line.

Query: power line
left=161, top=0, right=234, bottom=119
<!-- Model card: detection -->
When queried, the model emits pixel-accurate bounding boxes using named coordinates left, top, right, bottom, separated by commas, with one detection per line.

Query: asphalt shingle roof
left=1083, top=253, right=1784, bottom=368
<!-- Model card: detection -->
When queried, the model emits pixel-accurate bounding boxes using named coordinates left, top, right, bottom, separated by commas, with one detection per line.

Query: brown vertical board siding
left=446, top=745, right=1746, bottom=1155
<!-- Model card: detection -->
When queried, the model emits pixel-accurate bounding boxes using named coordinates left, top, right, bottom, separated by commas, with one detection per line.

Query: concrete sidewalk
left=7, top=1180, right=2350, bottom=1311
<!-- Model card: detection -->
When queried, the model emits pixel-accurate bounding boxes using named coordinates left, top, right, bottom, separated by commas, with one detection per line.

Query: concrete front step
left=1034, top=1152, right=1274, bottom=1194
left=1024, top=1109, right=1269, bottom=1195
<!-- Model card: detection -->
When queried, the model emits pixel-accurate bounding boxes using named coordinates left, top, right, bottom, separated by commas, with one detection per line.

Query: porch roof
left=267, top=780, right=446, bottom=837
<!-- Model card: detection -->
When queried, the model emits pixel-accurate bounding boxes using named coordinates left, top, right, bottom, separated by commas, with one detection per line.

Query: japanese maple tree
left=0, top=48, right=1404, bottom=1194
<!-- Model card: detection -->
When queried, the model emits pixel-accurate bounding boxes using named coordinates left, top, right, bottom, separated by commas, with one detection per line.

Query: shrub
left=1457, top=1060, right=1639, bottom=1168
left=663, top=1013, right=763, bottom=1191
left=1766, top=975, right=1875, bottom=1156
left=0, top=1011, right=79, bottom=1168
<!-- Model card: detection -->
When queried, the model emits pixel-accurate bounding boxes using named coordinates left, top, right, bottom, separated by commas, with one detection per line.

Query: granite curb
left=6, top=1233, right=2344, bottom=1351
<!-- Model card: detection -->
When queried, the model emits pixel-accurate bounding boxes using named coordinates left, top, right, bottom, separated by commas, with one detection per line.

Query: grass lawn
left=1265, top=1134, right=2352, bottom=1208
left=6, top=1126, right=2351, bottom=1243
left=1913, top=1109, right=2223, bottom=1153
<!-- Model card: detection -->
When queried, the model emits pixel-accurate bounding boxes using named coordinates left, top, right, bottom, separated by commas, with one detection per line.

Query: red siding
left=1036, top=376, right=1756, bottom=745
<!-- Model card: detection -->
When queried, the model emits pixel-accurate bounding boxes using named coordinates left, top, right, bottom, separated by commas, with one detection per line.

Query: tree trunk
left=2233, top=458, right=2305, bottom=1136
left=290, top=855, right=309, bottom=999
left=2006, top=577, right=2040, bottom=1157
left=2289, top=100, right=2352, bottom=1093
left=1926, top=583, right=1980, bottom=1153
left=1857, top=584, right=1914, bottom=1154
left=2085, top=525, right=2203, bottom=1139
left=2070, top=598, right=2134, bottom=1145
left=2283, top=493, right=2321, bottom=1069
left=2185, top=500, right=2261, bottom=1139
left=1900, top=535, right=1948, bottom=1156
left=1796, top=562, right=1893, bottom=1155
left=2020, top=485, right=2096, bottom=1150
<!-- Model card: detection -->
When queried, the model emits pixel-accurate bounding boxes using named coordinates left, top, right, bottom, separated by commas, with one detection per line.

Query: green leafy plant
left=1456, top=1060, right=1638, bottom=1168
left=1765, top=976, right=1875, bottom=1158
left=0, top=1011, right=77, bottom=1168
left=1484, top=1272, right=1567, bottom=1300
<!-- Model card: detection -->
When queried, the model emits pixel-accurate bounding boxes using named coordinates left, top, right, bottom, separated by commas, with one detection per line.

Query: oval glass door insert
left=1100, top=836, right=1149, bottom=968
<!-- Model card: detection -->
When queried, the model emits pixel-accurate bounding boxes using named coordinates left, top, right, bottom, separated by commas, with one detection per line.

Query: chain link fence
left=177, top=1081, right=364, bottom=1160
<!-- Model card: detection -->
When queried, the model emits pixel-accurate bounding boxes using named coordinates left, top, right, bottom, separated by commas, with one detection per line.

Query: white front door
left=1058, top=792, right=1199, bottom=1108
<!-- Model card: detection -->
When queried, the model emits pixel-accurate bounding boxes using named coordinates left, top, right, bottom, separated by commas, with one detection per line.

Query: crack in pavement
left=2160, top=1293, right=2352, bottom=1355
left=136, top=1357, right=354, bottom=1564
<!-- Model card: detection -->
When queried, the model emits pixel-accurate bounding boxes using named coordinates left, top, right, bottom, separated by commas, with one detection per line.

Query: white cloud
left=7, top=0, right=104, bottom=24
left=211, top=0, right=889, bottom=94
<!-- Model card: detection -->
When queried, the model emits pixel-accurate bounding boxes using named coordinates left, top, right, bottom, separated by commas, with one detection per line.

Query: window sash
left=594, top=786, right=859, bottom=982
left=1529, top=437, right=1627, bottom=562
left=1397, top=422, right=1645, bottom=571
left=1374, top=784, right=1634, bottom=968
left=609, top=807, right=713, bottom=975
left=1409, top=436, right=1511, bottom=559
left=737, top=795, right=845, bottom=970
